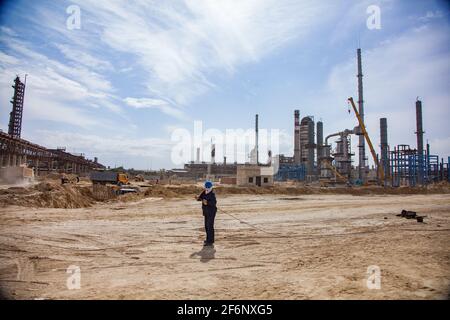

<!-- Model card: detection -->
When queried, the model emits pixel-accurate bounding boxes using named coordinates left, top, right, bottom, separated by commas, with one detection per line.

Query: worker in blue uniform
left=196, top=181, right=217, bottom=246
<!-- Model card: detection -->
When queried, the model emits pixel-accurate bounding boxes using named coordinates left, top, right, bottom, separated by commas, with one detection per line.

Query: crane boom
left=347, top=97, right=385, bottom=183
left=325, top=162, right=348, bottom=183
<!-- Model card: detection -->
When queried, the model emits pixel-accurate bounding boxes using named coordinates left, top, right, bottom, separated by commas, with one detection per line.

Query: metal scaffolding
left=8, top=76, right=26, bottom=139
left=274, top=164, right=306, bottom=181
left=389, top=144, right=440, bottom=186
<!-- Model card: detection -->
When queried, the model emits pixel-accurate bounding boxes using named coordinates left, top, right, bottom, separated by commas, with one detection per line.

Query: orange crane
left=347, top=97, right=385, bottom=183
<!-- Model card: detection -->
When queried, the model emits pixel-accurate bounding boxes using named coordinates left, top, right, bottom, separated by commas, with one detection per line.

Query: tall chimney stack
left=317, top=121, right=323, bottom=160
left=255, top=114, right=259, bottom=165
left=211, top=142, right=216, bottom=164
left=416, top=99, right=424, bottom=184
left=357, top=48, right=366, bottom=181
left=294, top=110, right=301, bottom=164
left=380, top=118, right=389, bottom=181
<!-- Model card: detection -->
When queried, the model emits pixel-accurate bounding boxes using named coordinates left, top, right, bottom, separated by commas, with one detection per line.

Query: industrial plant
left=1, top=48, right=449, bottom=187
left=169, top=48, right=450, bottom=188
left=0, top=0, right=449, bottom=302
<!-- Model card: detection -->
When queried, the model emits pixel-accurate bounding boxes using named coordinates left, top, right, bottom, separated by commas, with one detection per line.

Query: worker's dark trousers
left=204, top=212, right=216, bottom=244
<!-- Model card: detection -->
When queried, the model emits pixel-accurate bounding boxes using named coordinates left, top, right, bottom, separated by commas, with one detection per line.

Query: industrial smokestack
left=211, top=143, right=216, bottom=164
left=380, top=118, right=388, bottom=181
left=357, top=48, right=366, bottom=181
left=294, top=110, right=301, bottom=164
left=255, top=114, right=259, bottom=165
left=416, top=99, right=424, bottom=184
left=317, top=121, right=323, bottom=160
left=196, top=148, right=200, bottom=164
left=307, top=119, right=315, bottom=176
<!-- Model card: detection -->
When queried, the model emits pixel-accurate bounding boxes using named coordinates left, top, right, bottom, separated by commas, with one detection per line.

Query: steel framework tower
left=8, top=76, right=26, bottom=139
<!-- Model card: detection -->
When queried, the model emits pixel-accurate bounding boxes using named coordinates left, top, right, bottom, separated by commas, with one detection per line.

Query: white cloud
left=0, top=51, right=20, bottom=65
left=3, top=0, right=337, bottom=125
left=0, top=35, right=125, bottom=125
left=55, top=44, right=113, bottom=71
left=124, top=97, right=186, bottom=120
left=418, top=10, right=444, bottom=22
left=0, top=26, right=17, bottom=37
left=34, top=130, right=175, bottom=165
left=69, top=0, right=331, bottom=105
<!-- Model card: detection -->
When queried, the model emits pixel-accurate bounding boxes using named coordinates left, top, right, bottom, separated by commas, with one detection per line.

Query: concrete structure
left=0, top=165, right=34, bottom=184
left=0, top=131, right=104, bottom=176
left=300, top=116, right=316, bottom=176
left=236, top=165, right=273, bottom=187
left=183, top=162, right=237, bottom=180
left=220, top=176, right=237, bottom=185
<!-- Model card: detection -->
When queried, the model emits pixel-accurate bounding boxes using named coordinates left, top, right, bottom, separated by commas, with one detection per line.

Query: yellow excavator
left=347, top=97, right=385, bottom=183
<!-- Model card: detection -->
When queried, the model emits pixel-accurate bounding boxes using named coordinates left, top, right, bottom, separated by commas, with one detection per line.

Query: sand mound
left=140, top=183, right=450, bottom=199
left=2, top=179, right=448, bottom=209
left=143, top=185, right=203, bottom=198
left=0, top=181, right=95, bottom=208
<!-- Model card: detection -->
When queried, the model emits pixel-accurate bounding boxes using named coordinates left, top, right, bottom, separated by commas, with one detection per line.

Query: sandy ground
left=0, top=193, right=449, bottom=300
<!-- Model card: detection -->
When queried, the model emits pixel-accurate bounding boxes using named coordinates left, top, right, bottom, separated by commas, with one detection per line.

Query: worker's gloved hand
left=202, top=199, right=208, bottom=205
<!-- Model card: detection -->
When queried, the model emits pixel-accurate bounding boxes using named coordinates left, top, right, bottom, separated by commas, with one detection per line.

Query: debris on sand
left=396, top=209, right=426, bottom=223
left=397, top=210, right=417, bottom=219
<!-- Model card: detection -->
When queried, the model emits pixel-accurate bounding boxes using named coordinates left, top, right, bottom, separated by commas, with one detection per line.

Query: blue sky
left=0, top=0, right=449, bottom=169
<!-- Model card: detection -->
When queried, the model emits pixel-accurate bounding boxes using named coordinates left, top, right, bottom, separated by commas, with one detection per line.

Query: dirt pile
left=2, top=180, right=449, bottom=209
left=210, top=184, right=450, bottom=196
left=140, top=183, right=450, bottom=199
left=0, top=181, right=95, bottom=208
left=143, top=185, right=203, bottom=198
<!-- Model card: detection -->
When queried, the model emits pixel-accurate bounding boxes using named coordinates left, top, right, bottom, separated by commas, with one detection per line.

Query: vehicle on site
left=90, top=171, right=129, bottom=186
left=61, top=174, right=80, bottom=184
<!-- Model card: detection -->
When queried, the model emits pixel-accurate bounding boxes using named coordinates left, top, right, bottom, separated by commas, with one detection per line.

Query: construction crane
left=325, top=162, right=349, bottom=183
left=347, top=97, right=385, bottom=183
